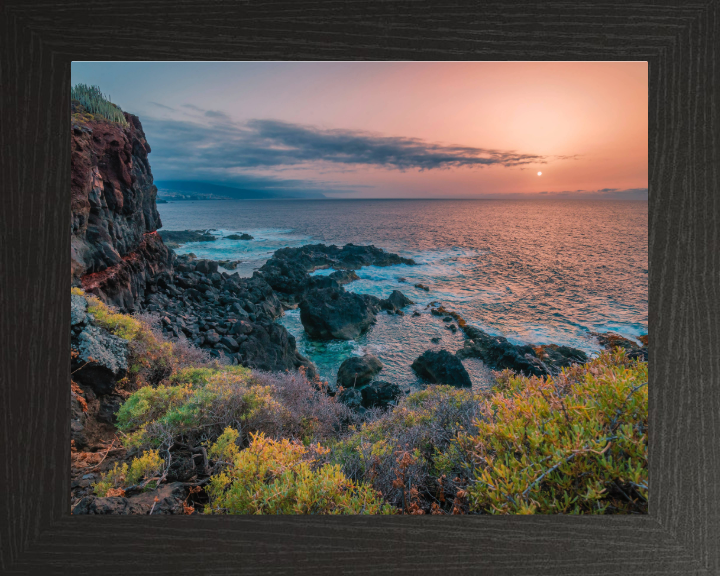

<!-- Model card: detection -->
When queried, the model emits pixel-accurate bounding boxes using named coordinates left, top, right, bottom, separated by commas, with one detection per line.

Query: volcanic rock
left=411, top=349, right=472, bottom=387
left=337, top=355, right=383, bottom=388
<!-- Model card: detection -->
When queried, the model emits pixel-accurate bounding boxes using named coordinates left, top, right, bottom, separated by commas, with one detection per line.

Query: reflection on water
left=159, top=199, right=648, bottom=386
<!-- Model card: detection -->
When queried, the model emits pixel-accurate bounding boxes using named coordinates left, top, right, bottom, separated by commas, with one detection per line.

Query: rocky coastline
left=69, top=101, right=648, bottom=515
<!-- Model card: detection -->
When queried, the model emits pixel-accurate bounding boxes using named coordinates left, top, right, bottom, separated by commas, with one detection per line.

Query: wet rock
left=380, top=290, right=414, bottom=312
left=337, top=355, right=383, bottom=388
left=457, top=327, right=548, bottom=377
left=299, top=287, right=379, bottom=340
left=414, top=283, right=430, bottom=292
left=329, top=269, right=360, bottom=285
left=227, top=233, right=253, bottom=240
left=411, top=349, right=472, bottom=387
left=158, top=230, right=216, bottom=248
left=260, top=243, right=415, bottom=297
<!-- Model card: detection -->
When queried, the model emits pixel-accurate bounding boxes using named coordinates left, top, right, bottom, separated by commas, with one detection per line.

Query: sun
left=537, top=171, right=542, bottom=176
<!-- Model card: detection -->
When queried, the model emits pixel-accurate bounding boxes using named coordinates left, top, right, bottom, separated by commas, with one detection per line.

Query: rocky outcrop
left=591, top=331, right=648, bottom=361
left=457, top=325, right=587, bottom=377
left=336, top=355, right=383, bottom=388
left=158, top=229, right=216, bottom=248
left=80, top=231, right=173, bottom=311
left=259, top=243, right=415, bottom=300
left=411, top=350, right=472, bottom=387
left=141, top=255, right=314, bottom=376
left=71, top=102, right=173, bottom=309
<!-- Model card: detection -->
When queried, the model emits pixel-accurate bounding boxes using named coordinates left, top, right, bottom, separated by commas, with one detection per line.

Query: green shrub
left=457, top=349, right=648, bottom=514
left=117, top=366, right=353, bottom=452
left=93, top=450, right=164, bottom=496
left=116, top=368, right=284, bottom=450
left=71, top=84, right=129, bottom=126
left=205, top=429, right=395, bottom=515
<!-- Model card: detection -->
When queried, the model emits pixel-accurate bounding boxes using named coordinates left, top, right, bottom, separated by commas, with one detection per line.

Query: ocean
left=157, top=199, right=648, bottom=388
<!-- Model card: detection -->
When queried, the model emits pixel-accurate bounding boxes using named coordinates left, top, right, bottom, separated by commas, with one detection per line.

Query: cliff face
left=71, top=102, right=173, bottom=310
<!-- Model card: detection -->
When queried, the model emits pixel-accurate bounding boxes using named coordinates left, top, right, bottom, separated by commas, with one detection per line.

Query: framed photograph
left=1, top=2, right=717, bottom=574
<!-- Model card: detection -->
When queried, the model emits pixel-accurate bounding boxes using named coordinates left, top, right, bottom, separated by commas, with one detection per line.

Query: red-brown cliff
left=71, top=102, right=173, bottom=309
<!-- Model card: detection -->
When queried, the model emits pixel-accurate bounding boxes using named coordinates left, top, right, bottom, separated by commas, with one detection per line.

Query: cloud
left=149, top=101, right=176, bottom=111
left=141, top=116, right=551, bottom=179
left=204, top=109, right=231, bottom=121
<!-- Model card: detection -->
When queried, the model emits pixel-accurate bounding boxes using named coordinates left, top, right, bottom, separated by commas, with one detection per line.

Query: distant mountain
left=155, top=180, right=325, bottom=200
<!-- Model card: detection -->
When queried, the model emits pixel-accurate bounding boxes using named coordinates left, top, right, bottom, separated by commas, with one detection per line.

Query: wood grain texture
left=0, top=1, right=717, bottom=574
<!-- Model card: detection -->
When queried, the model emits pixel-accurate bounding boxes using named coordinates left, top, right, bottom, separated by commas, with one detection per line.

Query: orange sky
left=72, top=61, right=648, bottom=198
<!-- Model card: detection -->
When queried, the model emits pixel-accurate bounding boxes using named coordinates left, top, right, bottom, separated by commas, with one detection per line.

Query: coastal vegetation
left=75, top=291, right=647, bottom=515
left=70, top=84, right=129, bottom=126
left=69, top=93, right=648, bottom=516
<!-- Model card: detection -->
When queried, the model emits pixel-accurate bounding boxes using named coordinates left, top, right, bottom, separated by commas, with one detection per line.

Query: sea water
left=158, top=199, right=648, bottom=388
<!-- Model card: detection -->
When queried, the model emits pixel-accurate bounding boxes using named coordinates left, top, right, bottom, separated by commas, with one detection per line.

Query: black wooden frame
left=1, top=1, right=718, bottom=574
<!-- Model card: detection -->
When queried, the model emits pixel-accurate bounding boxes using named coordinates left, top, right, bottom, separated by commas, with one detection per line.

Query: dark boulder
left=230, top=320, right=253, bottom=336
left=227, top=233, right=253, bottom=240
left=380, top=290, right=413, bottom=312
left=361, top=380, right=402, bottom=408
left=411, top=349, right=472, bottom=387
left=236, top=320, right=316, bottom=377
left=337, top=387, right=363, bottom=411
left=299, top=287, right=380, bottom=340
left=337, top=355, right=383, bottom=388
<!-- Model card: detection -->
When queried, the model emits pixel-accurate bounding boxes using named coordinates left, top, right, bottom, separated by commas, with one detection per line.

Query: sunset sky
left=71, top=62, right=648, bottom=199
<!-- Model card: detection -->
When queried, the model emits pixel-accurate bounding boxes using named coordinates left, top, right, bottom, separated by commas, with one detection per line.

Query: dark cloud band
left=143, top=116, right=548, bottom=176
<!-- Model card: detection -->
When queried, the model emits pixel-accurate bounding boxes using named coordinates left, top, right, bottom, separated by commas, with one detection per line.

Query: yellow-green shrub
left=206, top=429, right=395, bottom=515
left=458, top=349, right=647, bottom=514
left=93, top=450, right=164, bottom=496
left=116, top=368, right=283, bottom=450
left=87, top=296, right=142, bottom=340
